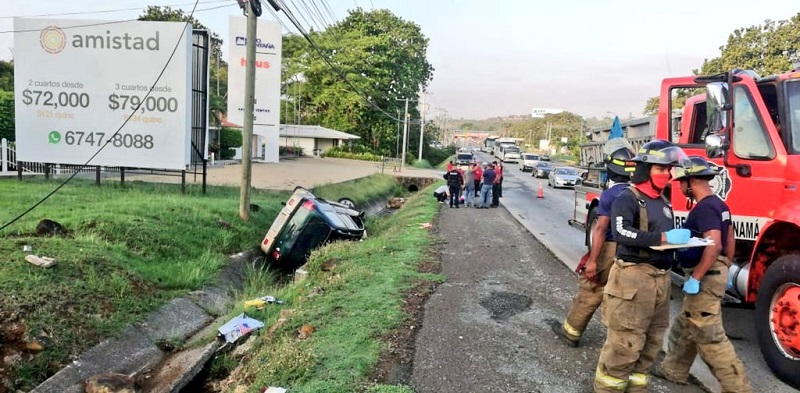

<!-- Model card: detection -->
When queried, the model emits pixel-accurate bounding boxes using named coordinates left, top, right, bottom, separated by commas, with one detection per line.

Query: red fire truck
left=571, top=68, right=800, bottom=387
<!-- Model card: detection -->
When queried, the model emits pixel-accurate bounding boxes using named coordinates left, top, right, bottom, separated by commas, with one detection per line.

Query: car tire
left=337, top=197, right=357, bottom=209
left=755, top=254, right=800, bottom=388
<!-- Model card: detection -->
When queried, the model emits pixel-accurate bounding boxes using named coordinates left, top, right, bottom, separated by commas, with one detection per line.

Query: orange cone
left=537, top=182, right=544, bottom=199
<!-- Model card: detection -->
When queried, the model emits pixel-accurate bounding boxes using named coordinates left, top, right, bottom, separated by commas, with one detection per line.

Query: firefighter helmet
left=604, top=145, right=636, bottom=176
left=631, top=139, right=689, bottom=167
left=672, top=156, right=716, bottom=181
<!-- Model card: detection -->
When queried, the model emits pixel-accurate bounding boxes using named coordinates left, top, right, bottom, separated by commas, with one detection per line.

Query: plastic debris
left=218, top=313, right=265, bottom=344
left=244, top=296, right=284, bottom=309
left=25, top=255, right=57, bottom=268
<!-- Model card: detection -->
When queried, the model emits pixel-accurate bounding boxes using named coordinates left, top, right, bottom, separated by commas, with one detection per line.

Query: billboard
left=13, top=19, right=192, bottom=170
left=531, top=108, right=563, bottom=118
left=228, top=16, right=282, bottom=163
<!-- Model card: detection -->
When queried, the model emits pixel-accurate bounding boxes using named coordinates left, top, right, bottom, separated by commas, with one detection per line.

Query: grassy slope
left=0, top=174, right=399, bottom=390
left=220, top=185, right=442, bottom=393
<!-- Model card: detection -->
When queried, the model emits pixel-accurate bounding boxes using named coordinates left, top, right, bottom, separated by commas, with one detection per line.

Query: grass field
left=0, top=173, right=401, bottom=391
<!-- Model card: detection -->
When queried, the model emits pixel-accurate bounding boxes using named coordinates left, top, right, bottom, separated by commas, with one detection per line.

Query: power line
left=318, top=0, right=338, bottom=24
left=286, top=0, right=321, bottom=32
left=298, top=0, right=329, bottom=29
left=309, top=0, right=333, bottom=27
left=0, top=3, right=235, bottom=34
left=271, top=0, right=403, bottom=122
left=0, top=0, right=203, bottom=232
left=0, top=0, right=228, bottom=19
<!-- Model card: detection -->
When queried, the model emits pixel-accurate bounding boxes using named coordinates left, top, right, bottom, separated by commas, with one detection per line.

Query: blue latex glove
left=727, top=274, right=734, bottom=291
left=665, top=228, right=691, bottom=244
left=683, top=276, right=701, bottom=295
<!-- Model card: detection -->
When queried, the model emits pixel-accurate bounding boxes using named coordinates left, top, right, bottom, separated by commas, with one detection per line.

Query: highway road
left=477, top=152, right=797, bottom=393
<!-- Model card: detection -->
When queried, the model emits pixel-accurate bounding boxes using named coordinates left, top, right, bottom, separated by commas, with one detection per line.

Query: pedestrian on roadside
left=491, top=161, right=503, bottom=207
left=555, top=142, right=636, bottom=346
left=433, top=184, right=448, bottom=203
left=653, top=156, right=752, bottom=392
left=463, top=163, right=477, bottom=207
left=445, top=165, right=464, bottom=208
left=594, top=139, right=691, bottom=393
left=479, top=163, right=496, bottom=209
left=446, top=160, right=454, bottom=172
left=473, top=161, right=483, bottom=198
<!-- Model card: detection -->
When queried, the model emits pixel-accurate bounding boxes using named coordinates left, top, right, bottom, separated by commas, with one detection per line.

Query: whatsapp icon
left=48, top=131, right=61, bottom=144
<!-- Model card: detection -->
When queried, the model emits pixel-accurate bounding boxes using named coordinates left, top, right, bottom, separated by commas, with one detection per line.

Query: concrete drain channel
left=31, top=194, right=414, bottom=393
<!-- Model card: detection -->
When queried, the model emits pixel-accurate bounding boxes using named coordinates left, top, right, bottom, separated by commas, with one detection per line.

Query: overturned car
left=261, top=187, right=366, bottom=270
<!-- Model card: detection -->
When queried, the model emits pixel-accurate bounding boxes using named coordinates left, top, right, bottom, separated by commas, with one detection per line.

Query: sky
left=1, top=0, right=798, bottom=120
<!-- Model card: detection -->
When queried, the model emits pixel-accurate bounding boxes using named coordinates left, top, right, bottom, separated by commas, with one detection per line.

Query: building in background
left=531, top=108, right=564, bottom=118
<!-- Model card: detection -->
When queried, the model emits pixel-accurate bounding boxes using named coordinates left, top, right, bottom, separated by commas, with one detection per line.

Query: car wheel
left=585, top=207, right=598, bottom=251
left=337, top=197, right=357, bottom=209
left=755, top=254, right=800, bottom=388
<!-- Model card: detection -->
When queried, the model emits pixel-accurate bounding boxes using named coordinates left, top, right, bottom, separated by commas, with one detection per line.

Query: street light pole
left=418, top=92, right=427, bottom=161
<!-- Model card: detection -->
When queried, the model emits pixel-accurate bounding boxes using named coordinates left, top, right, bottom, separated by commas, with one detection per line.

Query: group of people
left=551, top=139, right=752, bottom=392
left=434, top=160, right=504, bottom=209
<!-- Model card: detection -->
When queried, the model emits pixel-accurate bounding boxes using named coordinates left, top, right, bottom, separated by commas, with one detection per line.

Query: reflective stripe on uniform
left=563, top=321, right=581, bottom=337
left=595, top=366, right=628, bottom=390
left=628, top=372, right=649, bottom=386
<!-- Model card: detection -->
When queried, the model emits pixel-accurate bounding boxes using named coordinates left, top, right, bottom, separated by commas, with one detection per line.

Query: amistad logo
left=40, top=26, right=66, bottom=54
left=40, top=26, right=161, bottom=54
left=234, top=36, right=276, bottom=50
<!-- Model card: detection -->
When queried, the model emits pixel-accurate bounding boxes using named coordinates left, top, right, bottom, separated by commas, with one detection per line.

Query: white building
left=279, top=125, right=361, bottom=156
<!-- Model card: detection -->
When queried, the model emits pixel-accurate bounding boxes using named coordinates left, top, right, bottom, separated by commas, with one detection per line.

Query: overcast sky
left=1, top=0, right=797, bottom=119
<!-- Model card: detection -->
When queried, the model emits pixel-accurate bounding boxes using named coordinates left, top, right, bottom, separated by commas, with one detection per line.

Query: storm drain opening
left=407, top=184, right=419, bottom=192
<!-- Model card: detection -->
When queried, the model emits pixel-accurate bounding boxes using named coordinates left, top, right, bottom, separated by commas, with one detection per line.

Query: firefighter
left=594, top=139, right=691, bottom=393
left=554, top=142, right=636, bottom=346
left=653, top=156, right=752, bottom=392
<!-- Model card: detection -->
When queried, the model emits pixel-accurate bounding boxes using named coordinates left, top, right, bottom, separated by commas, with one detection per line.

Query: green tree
left=283, top=8, right=434, bottom=154
left=138, top=6, right=228, bottom=99
left=0, top=91, right=14, bottom=141
left=0, top=60, right=12, bottom=92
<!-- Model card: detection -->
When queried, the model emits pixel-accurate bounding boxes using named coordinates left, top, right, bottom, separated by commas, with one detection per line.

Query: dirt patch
left=369, top=222, right=443, bottom=387
left=479, top=291, right=532, bottom=321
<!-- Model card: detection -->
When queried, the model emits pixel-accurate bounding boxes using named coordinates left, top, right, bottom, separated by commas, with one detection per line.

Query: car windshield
left=555, top=168, right=577, bottom=175
left=524, top=154, right=539, bottom=160
left=538, top=162, right=553, bottom=168
left=505, top=147, right=520, bottom=153
left=457, top=153, right=473, bottom=160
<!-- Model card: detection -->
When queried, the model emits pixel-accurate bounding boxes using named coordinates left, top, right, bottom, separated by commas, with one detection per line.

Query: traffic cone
left=537, top=182, right=544, bottom=199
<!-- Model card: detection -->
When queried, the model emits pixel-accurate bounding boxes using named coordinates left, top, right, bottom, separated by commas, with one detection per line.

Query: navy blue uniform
left=677, top=195, right=732, bottom=268
left=598, top=183, right=628, bottom=241
left=611, top=188, right=676, bottom=270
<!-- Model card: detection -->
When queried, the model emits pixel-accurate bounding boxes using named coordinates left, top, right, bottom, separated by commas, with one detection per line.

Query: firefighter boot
left=549, top=319, right=579, bottom=347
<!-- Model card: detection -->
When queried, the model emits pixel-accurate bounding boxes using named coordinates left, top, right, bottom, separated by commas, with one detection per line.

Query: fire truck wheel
left=585, top=207, right=598, bottom=250
left=755, top=254, right=800, bottom=388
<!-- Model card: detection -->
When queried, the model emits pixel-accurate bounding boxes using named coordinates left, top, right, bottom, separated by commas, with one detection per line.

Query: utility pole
left=402, top=98, right=409, bottom=171
left=418, top=93, right=427, bottom=161
left=395, top=109, right=402, bottom=157
left=239, top=2, right=258, bottom=221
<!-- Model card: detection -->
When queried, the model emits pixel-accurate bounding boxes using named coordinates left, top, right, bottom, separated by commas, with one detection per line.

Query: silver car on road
left=548, top=166, right=582, bottom=188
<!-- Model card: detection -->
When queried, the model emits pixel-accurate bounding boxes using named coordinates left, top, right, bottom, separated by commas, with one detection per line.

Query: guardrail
left=379, top=156, right=403, bottom=174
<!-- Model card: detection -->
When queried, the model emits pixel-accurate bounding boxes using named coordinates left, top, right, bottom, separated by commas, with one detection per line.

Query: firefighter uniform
left=656, top=157, right=752, bottom=392
left=594, top=140, right=690, bottom=393
left=561, top=141, right=635, bottom=344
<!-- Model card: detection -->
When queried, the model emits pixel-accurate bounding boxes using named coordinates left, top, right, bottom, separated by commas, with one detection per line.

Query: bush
left=323, top=146, right=382, bottom=162
left=0, top=91, right=13, bottom=142
left=412, top=159, right=433, bottom=169
left=219, top=128, right=242, bottom=150
left=220, top=148, right=236, bottom=159
left=423, top=146, right=455, bottom=167
left=279, top=145, right=305, bottom=156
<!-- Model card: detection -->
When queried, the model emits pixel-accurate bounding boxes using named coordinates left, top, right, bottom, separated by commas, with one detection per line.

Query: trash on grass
left=418, top=222, right=432, bottom=229
left=262, top=387, right=287, bottom=393
left=218, top=313, right=265, bottom=344
left=244, top=296, right=284, bottom=309
left=25, top=255, right=57, bottom=268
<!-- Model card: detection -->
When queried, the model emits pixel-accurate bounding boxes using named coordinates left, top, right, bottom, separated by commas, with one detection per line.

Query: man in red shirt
left=491, top=161, right=503, bottom=207
left=473, top=162, right=483, bottom=197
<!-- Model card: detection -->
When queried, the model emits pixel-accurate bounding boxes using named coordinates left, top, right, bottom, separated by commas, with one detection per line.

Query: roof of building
left=279, top=125, right=361, bottom=140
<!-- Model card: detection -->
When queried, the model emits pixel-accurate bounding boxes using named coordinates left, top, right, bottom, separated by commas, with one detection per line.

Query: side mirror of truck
left=706, top=82, right=730, bottom=134
left=705, top=134, right=726, bottom=158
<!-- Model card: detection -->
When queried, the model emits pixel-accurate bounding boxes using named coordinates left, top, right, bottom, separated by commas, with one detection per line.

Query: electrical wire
left=286, top=0, right=321, bottom=32
left=270, top=0, right=403, bottom=122
left=0, top=3, right=235, bottom=34
left=0, top=0, right=203, bottom=232
left=297, top=0, right=328, bottom=30
left=0, top=0, right=228, bottom=19
left=318, top=0, right=338, bottom=24
left=308, top=0, right=333, bottom=27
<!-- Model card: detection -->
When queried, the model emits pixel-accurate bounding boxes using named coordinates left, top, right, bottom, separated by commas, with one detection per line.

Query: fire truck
left=570, top=68, right=800, bottom=387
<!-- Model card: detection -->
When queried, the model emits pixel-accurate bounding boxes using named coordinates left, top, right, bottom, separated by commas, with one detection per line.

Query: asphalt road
left=490, top=152, right=797, bottom=393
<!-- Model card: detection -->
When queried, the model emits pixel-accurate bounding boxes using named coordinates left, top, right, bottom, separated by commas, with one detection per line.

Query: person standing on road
left=463, top=163, right=477, bottom=207
left=445, top=165, right=464, bottom=208
left=594, top=140, right=691, bottom=393
left=479, top=163, right=496, bottom=209
left=555, top=143, right=636, bottom=346
left=473, top=161, right=483, bottom=198
left=653, top=156, right=752, bottom=392
left=491, top=161, right=503, bottom=208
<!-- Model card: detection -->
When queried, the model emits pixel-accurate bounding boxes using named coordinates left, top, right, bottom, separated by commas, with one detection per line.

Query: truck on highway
left=570, top=67, right=800, bottom=388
